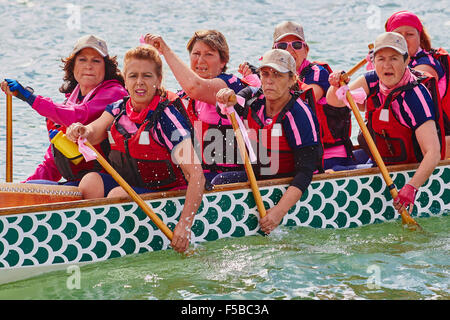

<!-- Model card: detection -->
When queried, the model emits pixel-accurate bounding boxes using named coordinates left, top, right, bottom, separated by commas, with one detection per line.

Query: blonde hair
left=123, top=45, right=165, bottom=96
left=186, top=30, right=230, bottom=72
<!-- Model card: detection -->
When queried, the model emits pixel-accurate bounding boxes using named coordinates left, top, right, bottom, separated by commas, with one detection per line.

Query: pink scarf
left=126, top=95, right=160, bottom=124
left=297, top=59, right=310, bottom=75
left=379, top=68, right=416, bottom=100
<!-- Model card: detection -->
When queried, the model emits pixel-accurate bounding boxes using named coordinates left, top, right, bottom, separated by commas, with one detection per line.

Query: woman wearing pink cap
left=385, top=10, right=450, bottom=157
left=1, top=35, right=128, bottom=185
left=326, top=32, right=445, bottom=217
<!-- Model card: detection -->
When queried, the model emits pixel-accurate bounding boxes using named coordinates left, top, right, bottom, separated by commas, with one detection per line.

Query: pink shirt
left=323, top=145, right=347, bottom=159
left=24, top=80, right=127, bottom=182
left=32, top=80, right=127, bottom=127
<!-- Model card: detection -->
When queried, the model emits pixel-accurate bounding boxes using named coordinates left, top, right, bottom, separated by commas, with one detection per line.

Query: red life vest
left=298, top=62, right=354, bottom=157
left=429, top=48, right=450, bottom=134
left=178, top=93, right=241, bottom=172
left=364, top=75, right=446, bottom=164
left=107, top=96, right=187, bottom=191
left=46, top=119, right=109, bottom=181
left=246, top=92, right=322, bottom=177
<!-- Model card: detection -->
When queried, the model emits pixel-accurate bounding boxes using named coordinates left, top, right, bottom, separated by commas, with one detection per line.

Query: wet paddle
left=340, top=47, right=422, bottom=231
left=6, top=94, right=13, bottom=182
left=83, top=140, right=174, bottom=240
left=228, top=95, right=267, bottom=218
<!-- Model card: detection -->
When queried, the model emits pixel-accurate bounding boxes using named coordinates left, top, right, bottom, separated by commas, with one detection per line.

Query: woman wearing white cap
left=326, top=32, right=445, bottom=216
left=1, top=34, right=128, bottom=184
left=216, top=49, right=322, bottom=235
left=240, top=21, right=357, bottom=171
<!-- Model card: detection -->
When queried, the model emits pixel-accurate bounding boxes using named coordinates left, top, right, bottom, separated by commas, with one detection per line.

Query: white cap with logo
left=258, top=49, right=297, bottom=74
left=273, top=21, right=305, bottom=43
left=373, top=32, right=408, bottom=55
left=71, top=34, right=108, bottom=57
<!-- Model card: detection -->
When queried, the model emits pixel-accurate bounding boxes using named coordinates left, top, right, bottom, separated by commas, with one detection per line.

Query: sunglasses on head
left=274, top=41, right=304, bottom=51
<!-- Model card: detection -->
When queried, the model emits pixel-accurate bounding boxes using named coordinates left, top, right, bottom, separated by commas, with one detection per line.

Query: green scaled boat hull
left=1, top=161, right=449, bottom=284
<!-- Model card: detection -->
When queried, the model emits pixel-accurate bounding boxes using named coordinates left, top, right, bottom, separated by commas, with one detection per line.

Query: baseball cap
left=258, top=49, right=297, bottom=74
left=373, top=32, right=408, bottom=55
left=71, top=35, right=108, bottom=57
left=273, top=21, right=305, bottom=43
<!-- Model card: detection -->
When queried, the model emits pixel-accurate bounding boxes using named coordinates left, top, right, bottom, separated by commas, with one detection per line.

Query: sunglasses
left=274, top=41, right=304, bottom=51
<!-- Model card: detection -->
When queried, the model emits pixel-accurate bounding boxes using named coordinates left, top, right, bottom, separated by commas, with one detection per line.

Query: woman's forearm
left=176, top=139, right=205, bottom=227
left=162, top=46, right=204, bottom=97
left=162, top=47, right=227, bottom=105
left=274, top=185, right=303, bottom=215
left=179, top=170, right=205, bottom=227
left=409, top=120, right=441, bottom=188
left=408, top=148, right=440, bottom=188
left=325, top=85, right=346, bottom=107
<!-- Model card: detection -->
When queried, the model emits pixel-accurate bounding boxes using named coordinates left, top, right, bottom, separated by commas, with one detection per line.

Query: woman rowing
left=66, top=45, right=205, bottom=253
left=240, top=21, right=358, bottom=171
left=143, top=30, right=245, bottom=184
left=326, top=32, right=445, bottom=215
left=216, top=49, right=322, bottom=235
left=384, top=10, right=450, bottom=158
left=1, top=35, right=127, bottom=185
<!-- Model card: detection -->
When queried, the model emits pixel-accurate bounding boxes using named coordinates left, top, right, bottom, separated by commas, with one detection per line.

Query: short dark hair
left=186, top=30, right=229, bottom=72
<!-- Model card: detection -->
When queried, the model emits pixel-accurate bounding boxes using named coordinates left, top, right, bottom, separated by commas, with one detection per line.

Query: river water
left=0, top=0, right=449, bottom=300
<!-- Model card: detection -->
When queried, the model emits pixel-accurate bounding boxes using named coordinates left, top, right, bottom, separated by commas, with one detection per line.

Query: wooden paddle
left=83, top=141, right=174, bottom=240
left=227, top=95, right=266, bottom=218
left=6, top=94, right=13, bottom=182
left=340, top=45, right=422, bottom=230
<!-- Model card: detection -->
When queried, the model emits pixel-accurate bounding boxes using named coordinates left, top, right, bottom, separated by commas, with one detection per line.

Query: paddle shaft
left=228, top=111, right=267, bottom=218
left=341, top=44, right=374, bottom=81
left=340, top=79, right=421, bottom=229
left=6, top=94, right=13, bottom=182
left=84, top=141, right=174, bottom=240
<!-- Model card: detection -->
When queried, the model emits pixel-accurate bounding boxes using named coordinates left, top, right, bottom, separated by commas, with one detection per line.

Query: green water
left=0, top=215, right=448, bottom=300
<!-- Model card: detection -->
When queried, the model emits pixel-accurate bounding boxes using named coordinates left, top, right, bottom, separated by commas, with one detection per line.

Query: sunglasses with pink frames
left=274, top=40, right=305, bottom=51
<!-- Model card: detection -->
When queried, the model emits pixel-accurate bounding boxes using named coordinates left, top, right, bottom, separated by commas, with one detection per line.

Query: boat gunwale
left=1, top=160, right=449, bottom=215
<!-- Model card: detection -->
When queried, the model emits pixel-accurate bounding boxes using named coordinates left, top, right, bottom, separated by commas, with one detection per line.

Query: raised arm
left=144, top=34, right=228, bottom=105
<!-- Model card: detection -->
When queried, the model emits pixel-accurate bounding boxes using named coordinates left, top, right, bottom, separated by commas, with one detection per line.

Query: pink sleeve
left=23, top=146, right=62, bottom=182
left=31, top=83, right=127, bottom=126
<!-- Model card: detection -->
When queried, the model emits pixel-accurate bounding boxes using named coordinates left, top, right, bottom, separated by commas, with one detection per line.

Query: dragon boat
left=0, top=160, right=449, bottom=285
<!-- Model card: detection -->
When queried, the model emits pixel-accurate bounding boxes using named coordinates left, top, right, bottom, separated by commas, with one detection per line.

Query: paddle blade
left=400, top=208, right=423, bottom=231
